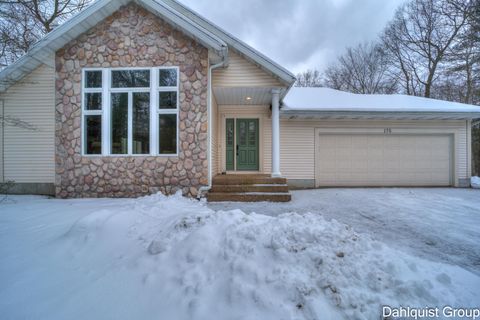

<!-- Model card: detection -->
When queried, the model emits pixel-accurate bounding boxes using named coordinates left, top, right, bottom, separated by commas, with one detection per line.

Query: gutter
left=197, top=51, right=228, bottom=199
left=280, top=110, right=480, bottom=120
left=162, top=0, right=296, bottom=86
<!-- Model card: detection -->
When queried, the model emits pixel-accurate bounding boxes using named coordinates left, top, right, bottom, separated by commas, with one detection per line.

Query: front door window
left=225, top=118, right=260, bottom=171
left=226, top=119, right=235, bottom=171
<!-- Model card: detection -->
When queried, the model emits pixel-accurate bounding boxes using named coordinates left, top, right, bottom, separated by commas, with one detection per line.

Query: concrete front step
left=212, top=174, right=287, bottom=185
left=207, top=192, right=292, bottom=202
left=210, top=184, right=289, bottom=193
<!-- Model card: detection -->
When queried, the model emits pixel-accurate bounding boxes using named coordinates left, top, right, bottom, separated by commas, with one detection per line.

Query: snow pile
left=1, top=193, right=479, bottom=320
left=471, top=176, right=480, bottom=189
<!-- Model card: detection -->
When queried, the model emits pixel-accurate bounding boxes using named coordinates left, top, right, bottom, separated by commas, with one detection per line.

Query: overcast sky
left=179, top=0, right=406, bottom=74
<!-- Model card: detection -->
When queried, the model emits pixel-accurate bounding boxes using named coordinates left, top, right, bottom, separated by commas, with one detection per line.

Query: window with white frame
left=82, top=67, right=179, bottom=156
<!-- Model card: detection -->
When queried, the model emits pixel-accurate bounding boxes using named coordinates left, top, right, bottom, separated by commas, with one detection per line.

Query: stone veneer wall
left=55, top=3, right=208, bottom=198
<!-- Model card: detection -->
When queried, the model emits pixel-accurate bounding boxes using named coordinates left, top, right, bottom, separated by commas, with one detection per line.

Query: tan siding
left=211, top=95, right=220, bottom=176
left=280, top=124, right=315, bottom=179
left=212, top=51, right=284, bottom=88
left=279, top=119, right=470, bottom=186
left=457, top=121, right=468, bottom=180
left=2, top=64, right=55, bottom=183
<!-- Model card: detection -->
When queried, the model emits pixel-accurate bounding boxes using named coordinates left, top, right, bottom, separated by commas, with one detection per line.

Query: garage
left=280, top=87, right=480, bottom=189
left=315, top=133, right=453, bottom=187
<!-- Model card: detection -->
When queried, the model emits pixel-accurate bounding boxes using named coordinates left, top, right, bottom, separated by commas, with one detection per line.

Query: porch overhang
left=213, top=87, right=289, bottom=105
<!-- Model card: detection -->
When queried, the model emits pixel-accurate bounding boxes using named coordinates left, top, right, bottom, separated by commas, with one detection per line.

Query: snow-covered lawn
left=0, top=190, right=479, bottom=320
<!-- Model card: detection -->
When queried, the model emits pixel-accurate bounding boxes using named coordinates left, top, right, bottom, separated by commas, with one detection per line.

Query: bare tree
left=323, top=42, right=397, bottom=94
left=381, top=0, right=474, bottom=97
left=434, top=0, right=480, bottom=104
left=295, top=69, right=323, bottom=87
left=0, top=0, right=92, bottom=68
left=0, top=115, right=37, bottom=130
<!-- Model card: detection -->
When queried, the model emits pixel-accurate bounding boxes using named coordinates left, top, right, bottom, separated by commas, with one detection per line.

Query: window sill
left=81, top=154, right=179, bottom=157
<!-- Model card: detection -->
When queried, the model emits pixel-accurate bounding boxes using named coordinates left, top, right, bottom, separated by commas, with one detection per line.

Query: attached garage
left=280, top=88, right=480, bottom=188
left=315, top=132, right=453, bottom=187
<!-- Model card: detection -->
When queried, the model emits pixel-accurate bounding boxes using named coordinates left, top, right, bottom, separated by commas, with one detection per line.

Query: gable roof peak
left=0, top=0, right=295, bottom=92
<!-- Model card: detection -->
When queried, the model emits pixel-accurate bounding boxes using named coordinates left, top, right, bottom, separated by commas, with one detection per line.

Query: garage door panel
left=431, top=161, right=450, bottom=170
left=337, top=160, right=352, bottom=170
left=384, top=160, right=400, bottom=171
left=352, top=161, right=368, bottom=171
left=316, top=134, right=452, bottom=187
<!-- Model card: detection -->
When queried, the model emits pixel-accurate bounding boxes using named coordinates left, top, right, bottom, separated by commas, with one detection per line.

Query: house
left=0, top=0, right=479, bottom=201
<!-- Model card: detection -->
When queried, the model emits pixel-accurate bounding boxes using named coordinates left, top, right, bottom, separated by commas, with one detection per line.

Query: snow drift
left=472, top=176, right=480, bottom=189
left=0, top=193, right=479, bottom=320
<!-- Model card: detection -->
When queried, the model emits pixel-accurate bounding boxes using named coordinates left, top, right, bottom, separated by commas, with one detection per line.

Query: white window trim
left=81, top=67, right=180, bottom=157
left=157, top=66, right=180, bottom=156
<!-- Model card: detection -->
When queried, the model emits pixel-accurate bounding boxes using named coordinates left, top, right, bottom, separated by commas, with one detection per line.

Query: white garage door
left=316, top=134, right=453, bottom=187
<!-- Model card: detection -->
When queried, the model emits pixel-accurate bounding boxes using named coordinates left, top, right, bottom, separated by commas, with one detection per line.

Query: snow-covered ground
left=210, top=188, right=480, bottom=275
left=472, top=176, right=480, bottom=189
left=0, top=191, right=479, bottom=320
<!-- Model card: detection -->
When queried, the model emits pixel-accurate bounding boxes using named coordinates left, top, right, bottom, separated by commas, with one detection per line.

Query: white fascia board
left=281, top=110, right=480, bottom=120
left=0, top=0, right=123, bottom=92
left=160, top=0, right=296, bottom=87
left=0, top=0, right=228, bottom=92
left=138, top=0, right=227, bottom=55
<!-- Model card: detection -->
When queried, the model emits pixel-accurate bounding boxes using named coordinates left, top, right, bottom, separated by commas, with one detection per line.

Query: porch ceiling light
left=245, top=96, right=252, bottom=101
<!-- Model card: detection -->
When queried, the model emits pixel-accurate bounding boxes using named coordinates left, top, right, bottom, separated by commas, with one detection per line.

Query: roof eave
left=0, top=0, right=228, bottom=93
left=281, top=110, right=480, bottom=120
left=160, top=0, right=296, bottom=87
left=0, top=0, right=125, bottom=92
left=138, top=0, right=227, bottom=53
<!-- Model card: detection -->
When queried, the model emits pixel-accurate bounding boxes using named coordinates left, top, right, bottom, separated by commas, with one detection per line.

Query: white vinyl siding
left=279, top=123, right=315, bottom=180
left=212, top=51, right=284, bottom=88
left=278, top=119, right=470, bottom=187
left=0, top=64, right=55, bottom=183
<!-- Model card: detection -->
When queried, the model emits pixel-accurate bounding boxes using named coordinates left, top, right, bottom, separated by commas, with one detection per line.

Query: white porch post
left=271, top=89, right=281, bottom=177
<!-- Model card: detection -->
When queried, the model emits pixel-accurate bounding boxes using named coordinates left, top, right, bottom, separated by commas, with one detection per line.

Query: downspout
left=197, top=50, right=228, bottom=199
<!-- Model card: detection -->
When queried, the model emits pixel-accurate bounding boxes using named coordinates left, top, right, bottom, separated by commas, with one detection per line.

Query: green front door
left=236, top=118, right=259, bottom=171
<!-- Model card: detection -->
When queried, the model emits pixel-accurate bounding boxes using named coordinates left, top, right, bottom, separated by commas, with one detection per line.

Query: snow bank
left=472, top=176, right=480, bottom=189
left=0, top=193, right=479, bottom=320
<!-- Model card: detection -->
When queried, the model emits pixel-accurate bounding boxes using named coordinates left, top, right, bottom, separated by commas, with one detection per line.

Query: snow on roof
left=282, top=87, right=480, bottom=114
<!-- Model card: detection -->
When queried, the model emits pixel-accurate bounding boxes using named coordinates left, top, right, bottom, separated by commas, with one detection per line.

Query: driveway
left=208, top=188, right=480, bottom=275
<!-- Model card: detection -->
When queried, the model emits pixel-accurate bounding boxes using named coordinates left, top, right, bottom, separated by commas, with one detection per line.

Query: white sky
left=178, top=0, right=406, bottom=74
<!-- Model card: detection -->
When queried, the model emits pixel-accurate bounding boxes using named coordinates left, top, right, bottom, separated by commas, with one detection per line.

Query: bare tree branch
left=0, top=0, right=93, bottom=69
left=381, top=0, right=474, bottom=98
left=323, top=42, right=397, bottom=94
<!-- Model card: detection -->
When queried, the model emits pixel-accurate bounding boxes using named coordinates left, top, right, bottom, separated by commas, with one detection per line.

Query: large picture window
left=82, top=67, right=179, bottom=156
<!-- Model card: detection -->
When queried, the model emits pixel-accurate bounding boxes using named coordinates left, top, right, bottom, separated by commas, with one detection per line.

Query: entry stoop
left=207, top=174, right=292, bottom=202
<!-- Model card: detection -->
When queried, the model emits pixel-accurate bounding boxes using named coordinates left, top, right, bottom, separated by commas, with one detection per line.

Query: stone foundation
left=55, top=3, right=208, bottom=198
